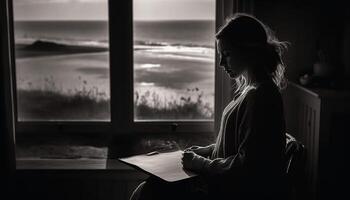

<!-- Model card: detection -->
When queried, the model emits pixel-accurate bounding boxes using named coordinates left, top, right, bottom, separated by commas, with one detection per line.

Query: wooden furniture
left=283, top=82, right=350, bottom=200
left=16, top=159, right=148, bottom=200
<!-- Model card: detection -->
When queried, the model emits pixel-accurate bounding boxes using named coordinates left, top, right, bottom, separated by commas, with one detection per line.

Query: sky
left=13, top=0, right=215, bottom=21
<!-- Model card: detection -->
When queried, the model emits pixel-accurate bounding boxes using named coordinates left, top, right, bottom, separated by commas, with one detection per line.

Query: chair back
left=129, top=181, right=146, bottom=200
left=285, top=133, right=306, bottom=199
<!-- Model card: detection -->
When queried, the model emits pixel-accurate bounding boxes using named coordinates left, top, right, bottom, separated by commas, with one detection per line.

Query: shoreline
left=15, top=39, right=214, bottom=60
left=16, top=51, right=109, bottom=61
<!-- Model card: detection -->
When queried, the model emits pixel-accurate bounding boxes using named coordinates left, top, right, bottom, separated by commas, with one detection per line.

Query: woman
left=133, top=13, right=288, bottom=200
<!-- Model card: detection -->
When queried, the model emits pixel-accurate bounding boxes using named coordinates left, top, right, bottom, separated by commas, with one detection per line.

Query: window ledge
left=16, top=132, right=216, bottom=170
left=16, top=158, right=133, bottom=170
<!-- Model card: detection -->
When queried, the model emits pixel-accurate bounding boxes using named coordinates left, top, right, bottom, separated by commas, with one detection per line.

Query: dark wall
left=343, top=16, right=350, bottom=75
left=254, top=0, right=319, bottom=82
left=254, top=0, right=349, bottom=82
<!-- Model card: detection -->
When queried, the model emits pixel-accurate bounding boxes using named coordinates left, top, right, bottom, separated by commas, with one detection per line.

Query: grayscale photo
left=1, top=0, right=349, bottom=200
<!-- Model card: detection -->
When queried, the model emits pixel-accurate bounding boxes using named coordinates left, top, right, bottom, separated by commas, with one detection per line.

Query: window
left=9, top=0, right=223, bottom=138
left=13, top=0, right=110, bottom=121
left=4, top=0, right=229, bottom=161
left=133, top=0, right=216, bottom=121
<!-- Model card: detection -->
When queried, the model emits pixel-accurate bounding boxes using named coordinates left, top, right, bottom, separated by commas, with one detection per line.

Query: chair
left=129, top=181, right=146, bottom=200
left=285, top=133, right=306, bottom=200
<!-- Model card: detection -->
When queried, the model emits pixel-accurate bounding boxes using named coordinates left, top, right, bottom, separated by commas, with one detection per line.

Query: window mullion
left=109, top=0, right=134, bottom=135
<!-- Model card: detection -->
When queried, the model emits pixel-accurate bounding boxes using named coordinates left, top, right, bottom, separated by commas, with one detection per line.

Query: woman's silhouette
left=132, top=13, right=289, bottom=200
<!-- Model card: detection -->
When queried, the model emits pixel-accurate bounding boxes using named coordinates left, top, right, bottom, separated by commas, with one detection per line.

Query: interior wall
left=254, top=0, right=321, bottom=82
left=342, top=15, right=350, bottom=76
left=254, top=0, right=348, bottom=82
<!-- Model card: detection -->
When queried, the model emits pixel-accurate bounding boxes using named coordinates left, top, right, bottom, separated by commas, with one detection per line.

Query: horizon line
left=14, top=19, right=215, bottom=22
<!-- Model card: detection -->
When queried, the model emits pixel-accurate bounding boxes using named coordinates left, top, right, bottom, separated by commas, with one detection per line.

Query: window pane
left=13, top=0, right=110, bottom=121
left=133, top=0, right=215, bottom=121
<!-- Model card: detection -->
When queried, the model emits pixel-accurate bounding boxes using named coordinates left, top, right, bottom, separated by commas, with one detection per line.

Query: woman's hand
left=184, top=145, right=214, bottom=157
left=181, top=150, right=206, bottom=172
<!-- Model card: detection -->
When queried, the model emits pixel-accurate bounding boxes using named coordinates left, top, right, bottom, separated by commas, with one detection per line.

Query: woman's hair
left=216, top=13, right=289, bottom=94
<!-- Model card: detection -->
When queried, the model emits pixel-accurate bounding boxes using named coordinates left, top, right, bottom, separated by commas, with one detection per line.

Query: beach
left=14, top=20, right=215, bottom=121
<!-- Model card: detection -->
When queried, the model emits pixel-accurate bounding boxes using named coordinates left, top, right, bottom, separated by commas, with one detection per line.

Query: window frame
left=120, top=0, right=227, bottom=135
left=6, top=0, right=233, bottom=136
left=9, top=0, right=114, bottom=135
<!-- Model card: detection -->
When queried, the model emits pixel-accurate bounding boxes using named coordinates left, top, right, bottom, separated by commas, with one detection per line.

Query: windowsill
left=16, top=158, right=150, bottom=181
left=16, top=131, right=215, bottom=170
left=16, top=158, right=132, bottom=170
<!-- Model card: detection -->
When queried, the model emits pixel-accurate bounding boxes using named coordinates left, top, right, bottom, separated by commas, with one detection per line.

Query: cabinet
left=283, top=82, right=350, bottom=200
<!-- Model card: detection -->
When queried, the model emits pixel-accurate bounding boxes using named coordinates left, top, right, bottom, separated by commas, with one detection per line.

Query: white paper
left=119, top=150, right=197, bottom=182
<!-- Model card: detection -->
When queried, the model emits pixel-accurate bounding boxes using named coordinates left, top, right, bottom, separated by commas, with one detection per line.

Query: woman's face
left=217, top=39, right=246, bottom=78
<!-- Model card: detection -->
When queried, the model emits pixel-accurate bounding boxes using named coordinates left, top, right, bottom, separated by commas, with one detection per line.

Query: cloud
left=14, top=0, right=106, bottom=5
left=13, top=0, right=108, bottom=20
left=133, top=0, right=215, bottom=20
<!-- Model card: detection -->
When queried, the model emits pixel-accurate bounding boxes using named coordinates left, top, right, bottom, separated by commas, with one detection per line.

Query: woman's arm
left=183, top=88, right=285, bottom=177
left=184, top=144, right=215, bottom=158
left=182, top=133, right=251, bottom=176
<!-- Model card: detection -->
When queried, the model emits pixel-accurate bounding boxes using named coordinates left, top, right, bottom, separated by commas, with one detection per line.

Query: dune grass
left=134, top=89, right=214, bottom=120
left=17, top=89, right=110, bottom=121
left=18, top=79, right=213, bottom=121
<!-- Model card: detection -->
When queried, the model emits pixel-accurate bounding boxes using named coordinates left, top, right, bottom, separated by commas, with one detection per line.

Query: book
left=119, top=150, right=198, bottom=182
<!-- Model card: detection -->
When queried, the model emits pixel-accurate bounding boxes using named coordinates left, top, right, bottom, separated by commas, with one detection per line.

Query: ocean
left=14, top=20, right=215, bottom=120
left=15, top=20, right=214, bottom=47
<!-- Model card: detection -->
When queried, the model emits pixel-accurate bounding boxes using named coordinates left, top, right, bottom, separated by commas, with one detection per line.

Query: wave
left=15, top=37, right=215, bottom=61
left=135, top=43, right=215, bottom=62
left=16, top=35, right=214, bottom=49
left=16, top=36, right=214, bottom=48
left=134, top=40, right=214, bottom=49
